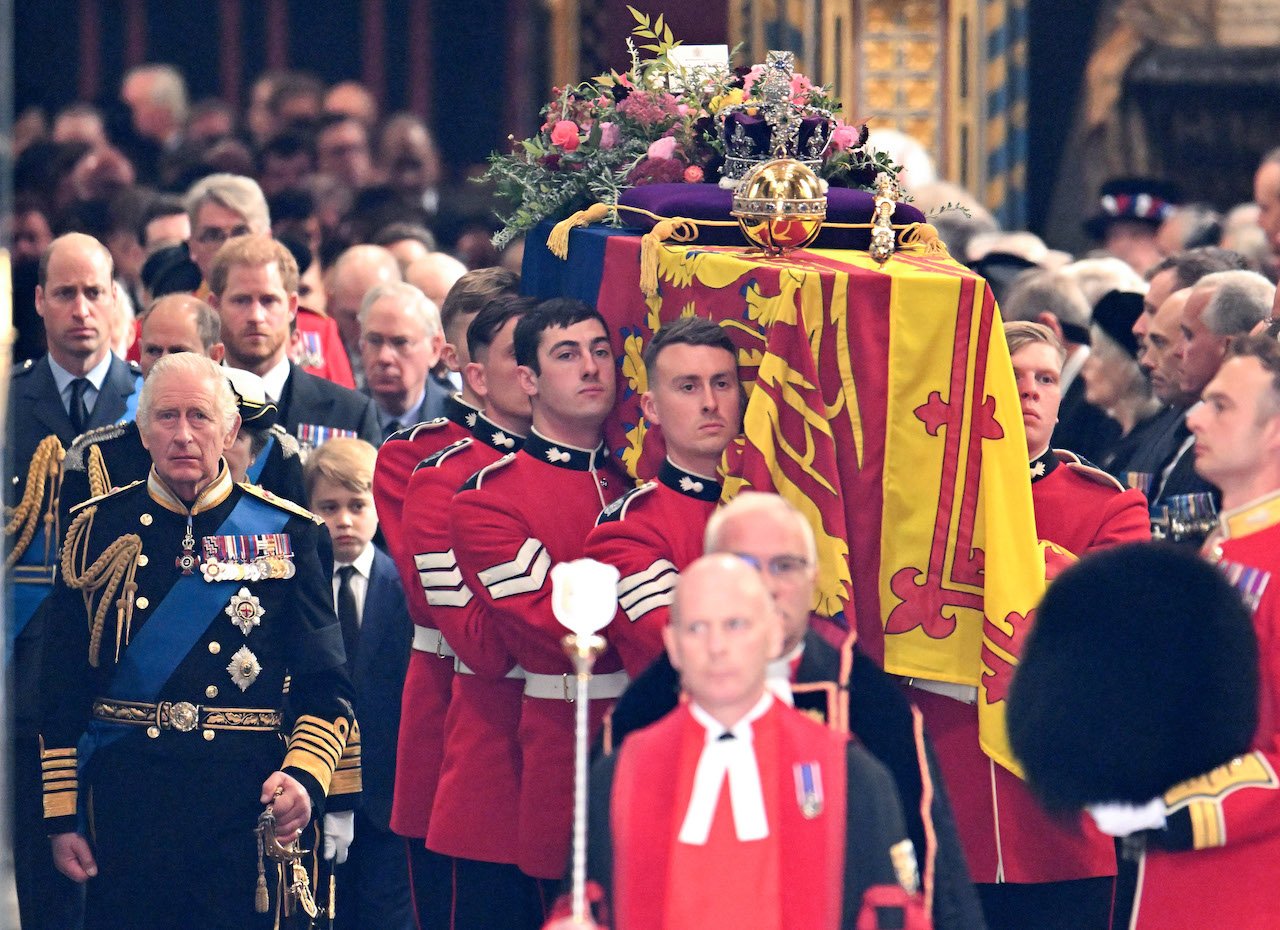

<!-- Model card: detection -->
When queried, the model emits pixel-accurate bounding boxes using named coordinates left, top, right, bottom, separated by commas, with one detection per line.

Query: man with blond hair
left=208, top=235, right=378, bottom=450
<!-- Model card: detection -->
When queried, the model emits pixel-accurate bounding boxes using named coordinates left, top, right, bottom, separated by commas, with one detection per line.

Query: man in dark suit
left=602, top=492, right=985, bottom=930
left=304, top=438, right=414, bottom=930
left=6, top=231, right=143, bottom=930
left=357, top=280, right=451, bottom=441
left=206, top=234, right=379, bottom=453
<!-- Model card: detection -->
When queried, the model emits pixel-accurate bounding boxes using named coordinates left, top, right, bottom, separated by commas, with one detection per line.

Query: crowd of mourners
left=8, top=59, right=1280, bottom=930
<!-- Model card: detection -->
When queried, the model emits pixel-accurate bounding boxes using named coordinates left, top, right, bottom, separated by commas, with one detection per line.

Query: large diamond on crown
left=718, top=51, right=834, bottom=187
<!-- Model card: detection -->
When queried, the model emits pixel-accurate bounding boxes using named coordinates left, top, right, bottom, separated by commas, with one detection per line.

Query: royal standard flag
left=524, top=223, right=1044, bottom=773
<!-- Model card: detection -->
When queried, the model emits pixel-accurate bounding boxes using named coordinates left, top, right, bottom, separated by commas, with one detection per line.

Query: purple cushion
left=616, top=183, right=927, bottom=252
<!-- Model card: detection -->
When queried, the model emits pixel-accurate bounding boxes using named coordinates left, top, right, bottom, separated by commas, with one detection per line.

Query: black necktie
left=69, top=378, right=90, bottom=434
left=384, top=419, right=401, bottom=441
left=336, top=565, right=360, bottom=672
left=718, top=731, right=736, bottom=742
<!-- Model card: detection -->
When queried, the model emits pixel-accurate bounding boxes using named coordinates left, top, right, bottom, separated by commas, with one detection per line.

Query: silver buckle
left=562, top=674, right=574, bottom=704
left=168, top=701, right=199, bottom=732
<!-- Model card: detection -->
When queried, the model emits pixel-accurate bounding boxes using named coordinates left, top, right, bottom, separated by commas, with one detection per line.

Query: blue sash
left=77, top=493, right=290, bottom=778
left=121, top=373, right=143, bottom=423
left=8, top=527, right=57, bottom=658
left=246, top=434, right=275, bottom=484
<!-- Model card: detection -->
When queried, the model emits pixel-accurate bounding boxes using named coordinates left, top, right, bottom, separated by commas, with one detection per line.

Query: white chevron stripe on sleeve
left=486, top=546, right=552, bottom=600
left=478, top=538, right=545, bottom=586
left=618, top=559, right=679, bottom=622
left=417, top=549, right=473, bottom=607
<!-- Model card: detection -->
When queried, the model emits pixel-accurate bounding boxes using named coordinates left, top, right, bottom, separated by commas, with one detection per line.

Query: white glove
left=322, top=811, right=355, bottom=863
left=1087, top=798, right=1167, bottom=837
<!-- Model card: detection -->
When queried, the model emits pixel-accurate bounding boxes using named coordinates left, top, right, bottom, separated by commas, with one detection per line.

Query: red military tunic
left=293, top=307, right=356, bottom=389
left=377, top=394, right=479, bottom=840
left=916, top=448, right=1150, bottom=883
left=400, top=420, right=526, bottom=863
left=451, top=430, right=629, bottom=879
left=584, top=458, right=722, bottom=677
left=373, top=393, right=476, bottom=568
left=1126, top=492, right=1280, bottom=929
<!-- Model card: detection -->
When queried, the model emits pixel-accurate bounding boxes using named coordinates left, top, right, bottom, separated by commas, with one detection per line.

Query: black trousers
left=331, top=810, right=414, bottom=930
left=977, top=877, right=1115, bottom=930
left=84, top=747, right=283, bottom=930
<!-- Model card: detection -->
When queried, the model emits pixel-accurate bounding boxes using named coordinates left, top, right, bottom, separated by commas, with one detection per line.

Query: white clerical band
left=679, top=694, right=774, bottom=845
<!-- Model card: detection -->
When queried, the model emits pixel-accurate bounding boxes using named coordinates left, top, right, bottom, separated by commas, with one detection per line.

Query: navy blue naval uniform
left=38, top=465, right=355, bottom=930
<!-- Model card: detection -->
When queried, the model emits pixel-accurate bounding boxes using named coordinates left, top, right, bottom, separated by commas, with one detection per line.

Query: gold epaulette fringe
left=5, top=435, right=66, bottom=569
left=59, top=505, right=142, bottom=667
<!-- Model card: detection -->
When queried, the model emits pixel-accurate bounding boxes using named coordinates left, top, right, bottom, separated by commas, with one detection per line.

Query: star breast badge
left=227, top=645, right=263, bottom=692
left=226, top=587, right=265, bottom=636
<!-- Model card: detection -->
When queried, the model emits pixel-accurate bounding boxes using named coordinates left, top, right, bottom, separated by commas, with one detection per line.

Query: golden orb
left=731, top=158, right=827, bottom=255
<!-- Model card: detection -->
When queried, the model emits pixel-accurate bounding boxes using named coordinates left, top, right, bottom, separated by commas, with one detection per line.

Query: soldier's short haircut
left=513, top=298, right=609, bottom=373
left=641, top=316, right=737, bottom=376
left=185, top=173, right=270, bottom=236
left=138, top=353, right=238, bottom=433
left=1196, top=270, right=1275, bottom=337
left=1004, top=320, right=1066, bottom=365
left=466, top=295, right=537, bottom=360
left=1224, top=335, right=1280, bottom=421
left=303, top=436, right=377, bottom=499
left=207, top=234, right=299, bottom=297
left=440, top=267, right=520, bottom=339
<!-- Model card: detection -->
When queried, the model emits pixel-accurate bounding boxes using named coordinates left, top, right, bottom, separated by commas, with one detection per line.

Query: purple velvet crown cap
left=617, top=184, right=927, bottom=252
left=723, top=111, right=831, bottom=155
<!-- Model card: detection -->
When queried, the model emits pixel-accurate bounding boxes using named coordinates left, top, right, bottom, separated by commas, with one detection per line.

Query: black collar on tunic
left=1029, top=448, right=1059, bottom=484
left=524, top=428, right=609, bottom=472
left=447, top=393, right=480, bottom=430
left=470, top=411, right=524, bottom=455
left=658, top=458, right=722, bottom=502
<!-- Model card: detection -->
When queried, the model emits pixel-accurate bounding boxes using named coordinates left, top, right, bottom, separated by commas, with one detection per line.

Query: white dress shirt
left=331, top=542, right=375, bottom=627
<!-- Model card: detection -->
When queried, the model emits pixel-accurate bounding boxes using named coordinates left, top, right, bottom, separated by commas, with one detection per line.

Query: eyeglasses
left=195, top=224, right=252, bottom=245
left=360, top=333, right=424, bottom=356
left=731, top=553, right=811, bottom=578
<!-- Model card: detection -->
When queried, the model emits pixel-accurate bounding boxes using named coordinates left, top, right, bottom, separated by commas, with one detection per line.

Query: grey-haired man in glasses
left=357, top=280, right=449, bottom=441
left=601, top=491, right=985, bottom=930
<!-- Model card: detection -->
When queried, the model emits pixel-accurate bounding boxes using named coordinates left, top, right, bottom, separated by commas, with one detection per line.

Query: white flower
left=551, top=559, right=620, bottom=637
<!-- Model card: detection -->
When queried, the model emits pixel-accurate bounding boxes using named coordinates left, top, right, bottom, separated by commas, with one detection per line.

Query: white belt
left=904, top=677, right=978, bottom=705
left=522, top=669, right=630, bottom=702
left=412, top=627, right=456, bottom=659
left=454, top=658, right=525, bottom=679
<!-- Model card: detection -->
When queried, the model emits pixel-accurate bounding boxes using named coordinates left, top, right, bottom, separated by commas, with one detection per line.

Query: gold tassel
left=639, top=217, right=699, bottom=298
left=900, top=222, right=951, bottom=258
left=546, top=202, right=613, bottom=259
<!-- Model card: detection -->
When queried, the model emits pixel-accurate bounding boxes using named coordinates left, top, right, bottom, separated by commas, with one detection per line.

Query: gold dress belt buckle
left=164, top=701, right=200, bottom=732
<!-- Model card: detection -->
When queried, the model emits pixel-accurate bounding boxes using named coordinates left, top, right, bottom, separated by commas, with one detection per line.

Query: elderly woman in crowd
left=1080, top=289, right=1165, bottom=478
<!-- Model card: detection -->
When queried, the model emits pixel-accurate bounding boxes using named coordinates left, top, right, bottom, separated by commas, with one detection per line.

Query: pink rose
left=683, top=165, right=704, bottom=183
left=550, top=120, right=581, bottom=151
left=647, top=136, right=677, bottom=160
left=598, top=121, right=620, bottom=150
left=829, top=123, right=861, bottom=152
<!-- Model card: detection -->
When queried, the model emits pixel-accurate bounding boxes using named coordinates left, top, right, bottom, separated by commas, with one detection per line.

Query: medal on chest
left=176, top=522, right=198, bottom=575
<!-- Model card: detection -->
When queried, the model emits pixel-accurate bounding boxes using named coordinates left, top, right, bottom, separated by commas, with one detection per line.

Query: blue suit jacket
left=355, top=546, right=415, bottom=831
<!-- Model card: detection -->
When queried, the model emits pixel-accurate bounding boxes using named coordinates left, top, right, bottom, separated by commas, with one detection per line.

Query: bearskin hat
left=1008, top=542, right=1258, bottom=811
